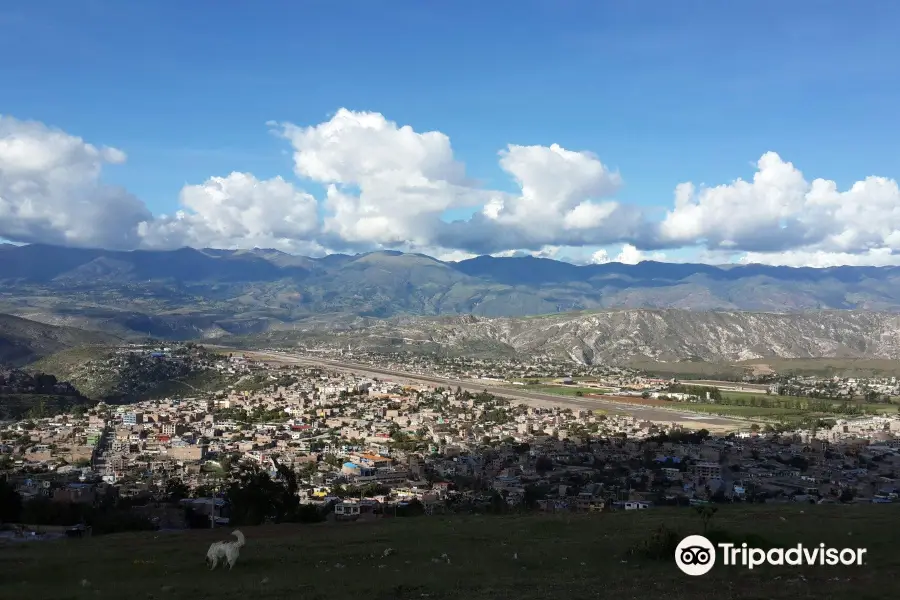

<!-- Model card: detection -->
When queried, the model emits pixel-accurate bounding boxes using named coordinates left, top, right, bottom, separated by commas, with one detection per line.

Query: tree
left=226, top=463, right=283, bottom=525
left=164, top=478, right=189, bottom=502
left=523, top=484, right=548, bottom=509
left=0, top=477, right=22, bottom=523
left=225, top=458, right=319, bottom=526
left=487, top=491, right=508, bottom=514
left=298, top=461, right=318, bottom=478
left=535, top=456, right=554, bottom=474
left=787, top=456, right=809, bottom=472
left=397, top=498, right=425, bottom=517
left=194, top=484, right=215, bottom=499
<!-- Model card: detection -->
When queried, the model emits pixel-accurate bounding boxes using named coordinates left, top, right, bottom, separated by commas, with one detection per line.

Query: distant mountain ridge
left=2, top=243, right=898, bottom=286
left=2, top=243, right=900, bottom=341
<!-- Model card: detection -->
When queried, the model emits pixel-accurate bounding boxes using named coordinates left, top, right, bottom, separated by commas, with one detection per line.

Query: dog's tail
left=231, top=530, right=245, bottom=547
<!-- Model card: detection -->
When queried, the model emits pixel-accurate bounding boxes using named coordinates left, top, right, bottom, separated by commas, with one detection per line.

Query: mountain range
left=3, top=243, right=900, bottom=342
left=222, top=309, right=900, bottom=367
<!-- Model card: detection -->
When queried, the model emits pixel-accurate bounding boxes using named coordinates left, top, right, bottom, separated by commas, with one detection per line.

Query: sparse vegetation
left=0, top=313, right=121, bottom=367
left=29, top=344, right=224, bottom=402
left=1, top=505, right=897, bottom=600
left=0, top=370, right=93, bottom=420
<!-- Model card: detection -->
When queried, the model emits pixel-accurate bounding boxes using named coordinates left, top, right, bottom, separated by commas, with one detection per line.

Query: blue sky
left=2, top=0, right=900, bottom=265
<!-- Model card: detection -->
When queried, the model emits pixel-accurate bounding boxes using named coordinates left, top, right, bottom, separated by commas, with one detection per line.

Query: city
left=3, top=344, right=899, bottom=540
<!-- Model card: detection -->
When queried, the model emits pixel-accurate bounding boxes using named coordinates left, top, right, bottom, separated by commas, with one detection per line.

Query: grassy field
left=628, top=357, right=900, bottom=379
left=600, top=389, right=900, bottom=422
left=622, top=391, right=899, bottom=422
left=1, top=506, right=897, bottom=600
left=665, top=403, right=814, bottom=420
left=718, top=391, right=900, bottom=417
left=595, top=395, right=810, bottom=422
left=720, top=391, right=797, bottom=403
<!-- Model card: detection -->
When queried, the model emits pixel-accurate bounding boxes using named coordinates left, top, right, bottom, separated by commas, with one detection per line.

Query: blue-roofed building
left=341, top=462, right=375, bottom=478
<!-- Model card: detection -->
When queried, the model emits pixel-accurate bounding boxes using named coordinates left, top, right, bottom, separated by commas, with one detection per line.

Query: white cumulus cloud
left=3, top=110, right=900, bottom=267
left=738, top=248, right=900, bottom=267
left=0, top=116, right=151, bottom=249
left=591, top=244, right=667, bottom=265
left=139, top=172, right=321, bottom=253
left=275, top=108, right=484, bottom=249
left=276, top=110, right=644, bottom=254
left=658, top=152, right=900, bottom=259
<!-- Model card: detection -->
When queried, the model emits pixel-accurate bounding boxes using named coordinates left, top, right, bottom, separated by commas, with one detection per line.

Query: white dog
left=206, top=530, right=245, bottom=571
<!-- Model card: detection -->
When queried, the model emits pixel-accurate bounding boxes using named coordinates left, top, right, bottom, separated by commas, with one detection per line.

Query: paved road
left=245, top=350, right=745, bottom=430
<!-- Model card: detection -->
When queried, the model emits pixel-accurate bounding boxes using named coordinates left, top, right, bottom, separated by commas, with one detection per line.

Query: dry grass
left=1, top=505, right=897, bottom=600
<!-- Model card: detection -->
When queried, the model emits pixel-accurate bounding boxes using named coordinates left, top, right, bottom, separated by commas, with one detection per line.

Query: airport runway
left=244, top=350, right=746, bottom=430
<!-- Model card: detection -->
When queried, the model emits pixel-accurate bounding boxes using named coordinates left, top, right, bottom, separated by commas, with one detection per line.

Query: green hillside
left=0, top=313, right=121, bottom=367
left=30, top=345, right=232, bottom=402
left=1, top=505, right=895, bottom=600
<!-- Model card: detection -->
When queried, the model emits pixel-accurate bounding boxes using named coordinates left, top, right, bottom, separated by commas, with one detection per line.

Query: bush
left=631, top=524, right=774, bottom=562
left=631, top=524, right=682, bottom=560
left=294, top=503, right=325, bottom=523
left=18, top=498, right=156, bottom=535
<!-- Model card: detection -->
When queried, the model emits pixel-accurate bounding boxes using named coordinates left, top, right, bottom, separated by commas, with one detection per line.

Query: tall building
left=408, top=454, right=424, bottom=478
left=122, top=411, right=143, bottom=426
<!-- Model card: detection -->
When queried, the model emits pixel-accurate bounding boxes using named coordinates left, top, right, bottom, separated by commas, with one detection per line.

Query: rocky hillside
left=235, top=309, right=900, bottom=365
left=0, top=313, right=122, bottom=367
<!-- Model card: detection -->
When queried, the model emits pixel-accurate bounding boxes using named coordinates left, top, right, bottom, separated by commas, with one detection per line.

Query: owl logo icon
left=675, top=535, right=716, bottom=576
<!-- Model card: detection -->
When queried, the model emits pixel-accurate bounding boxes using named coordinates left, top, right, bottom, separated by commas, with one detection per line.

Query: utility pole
left=209, top=482, right=218, bottom=529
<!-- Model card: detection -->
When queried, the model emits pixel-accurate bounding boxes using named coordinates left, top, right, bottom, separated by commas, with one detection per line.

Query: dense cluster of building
left=3, top=350, right=900, bottom=532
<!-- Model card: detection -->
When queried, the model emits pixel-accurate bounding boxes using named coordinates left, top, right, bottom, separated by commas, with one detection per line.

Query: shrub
left=631, top=524, right=682, bottom=560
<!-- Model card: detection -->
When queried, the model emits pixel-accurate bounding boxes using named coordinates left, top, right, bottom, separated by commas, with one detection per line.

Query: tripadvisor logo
left=675, top=535, right=867, bottom=576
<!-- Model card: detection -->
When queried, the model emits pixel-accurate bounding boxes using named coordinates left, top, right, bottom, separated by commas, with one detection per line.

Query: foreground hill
left=29, top=344, right=232, bottom=402
left=227, top=309, right=900, bottom=365
left=0, top=313, right=121, bottom=367
left=0, top=369, right=93, bottom=420
left=4, top=244, right=900, bottom=340
left=1, top=506, right=895, bottom=600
